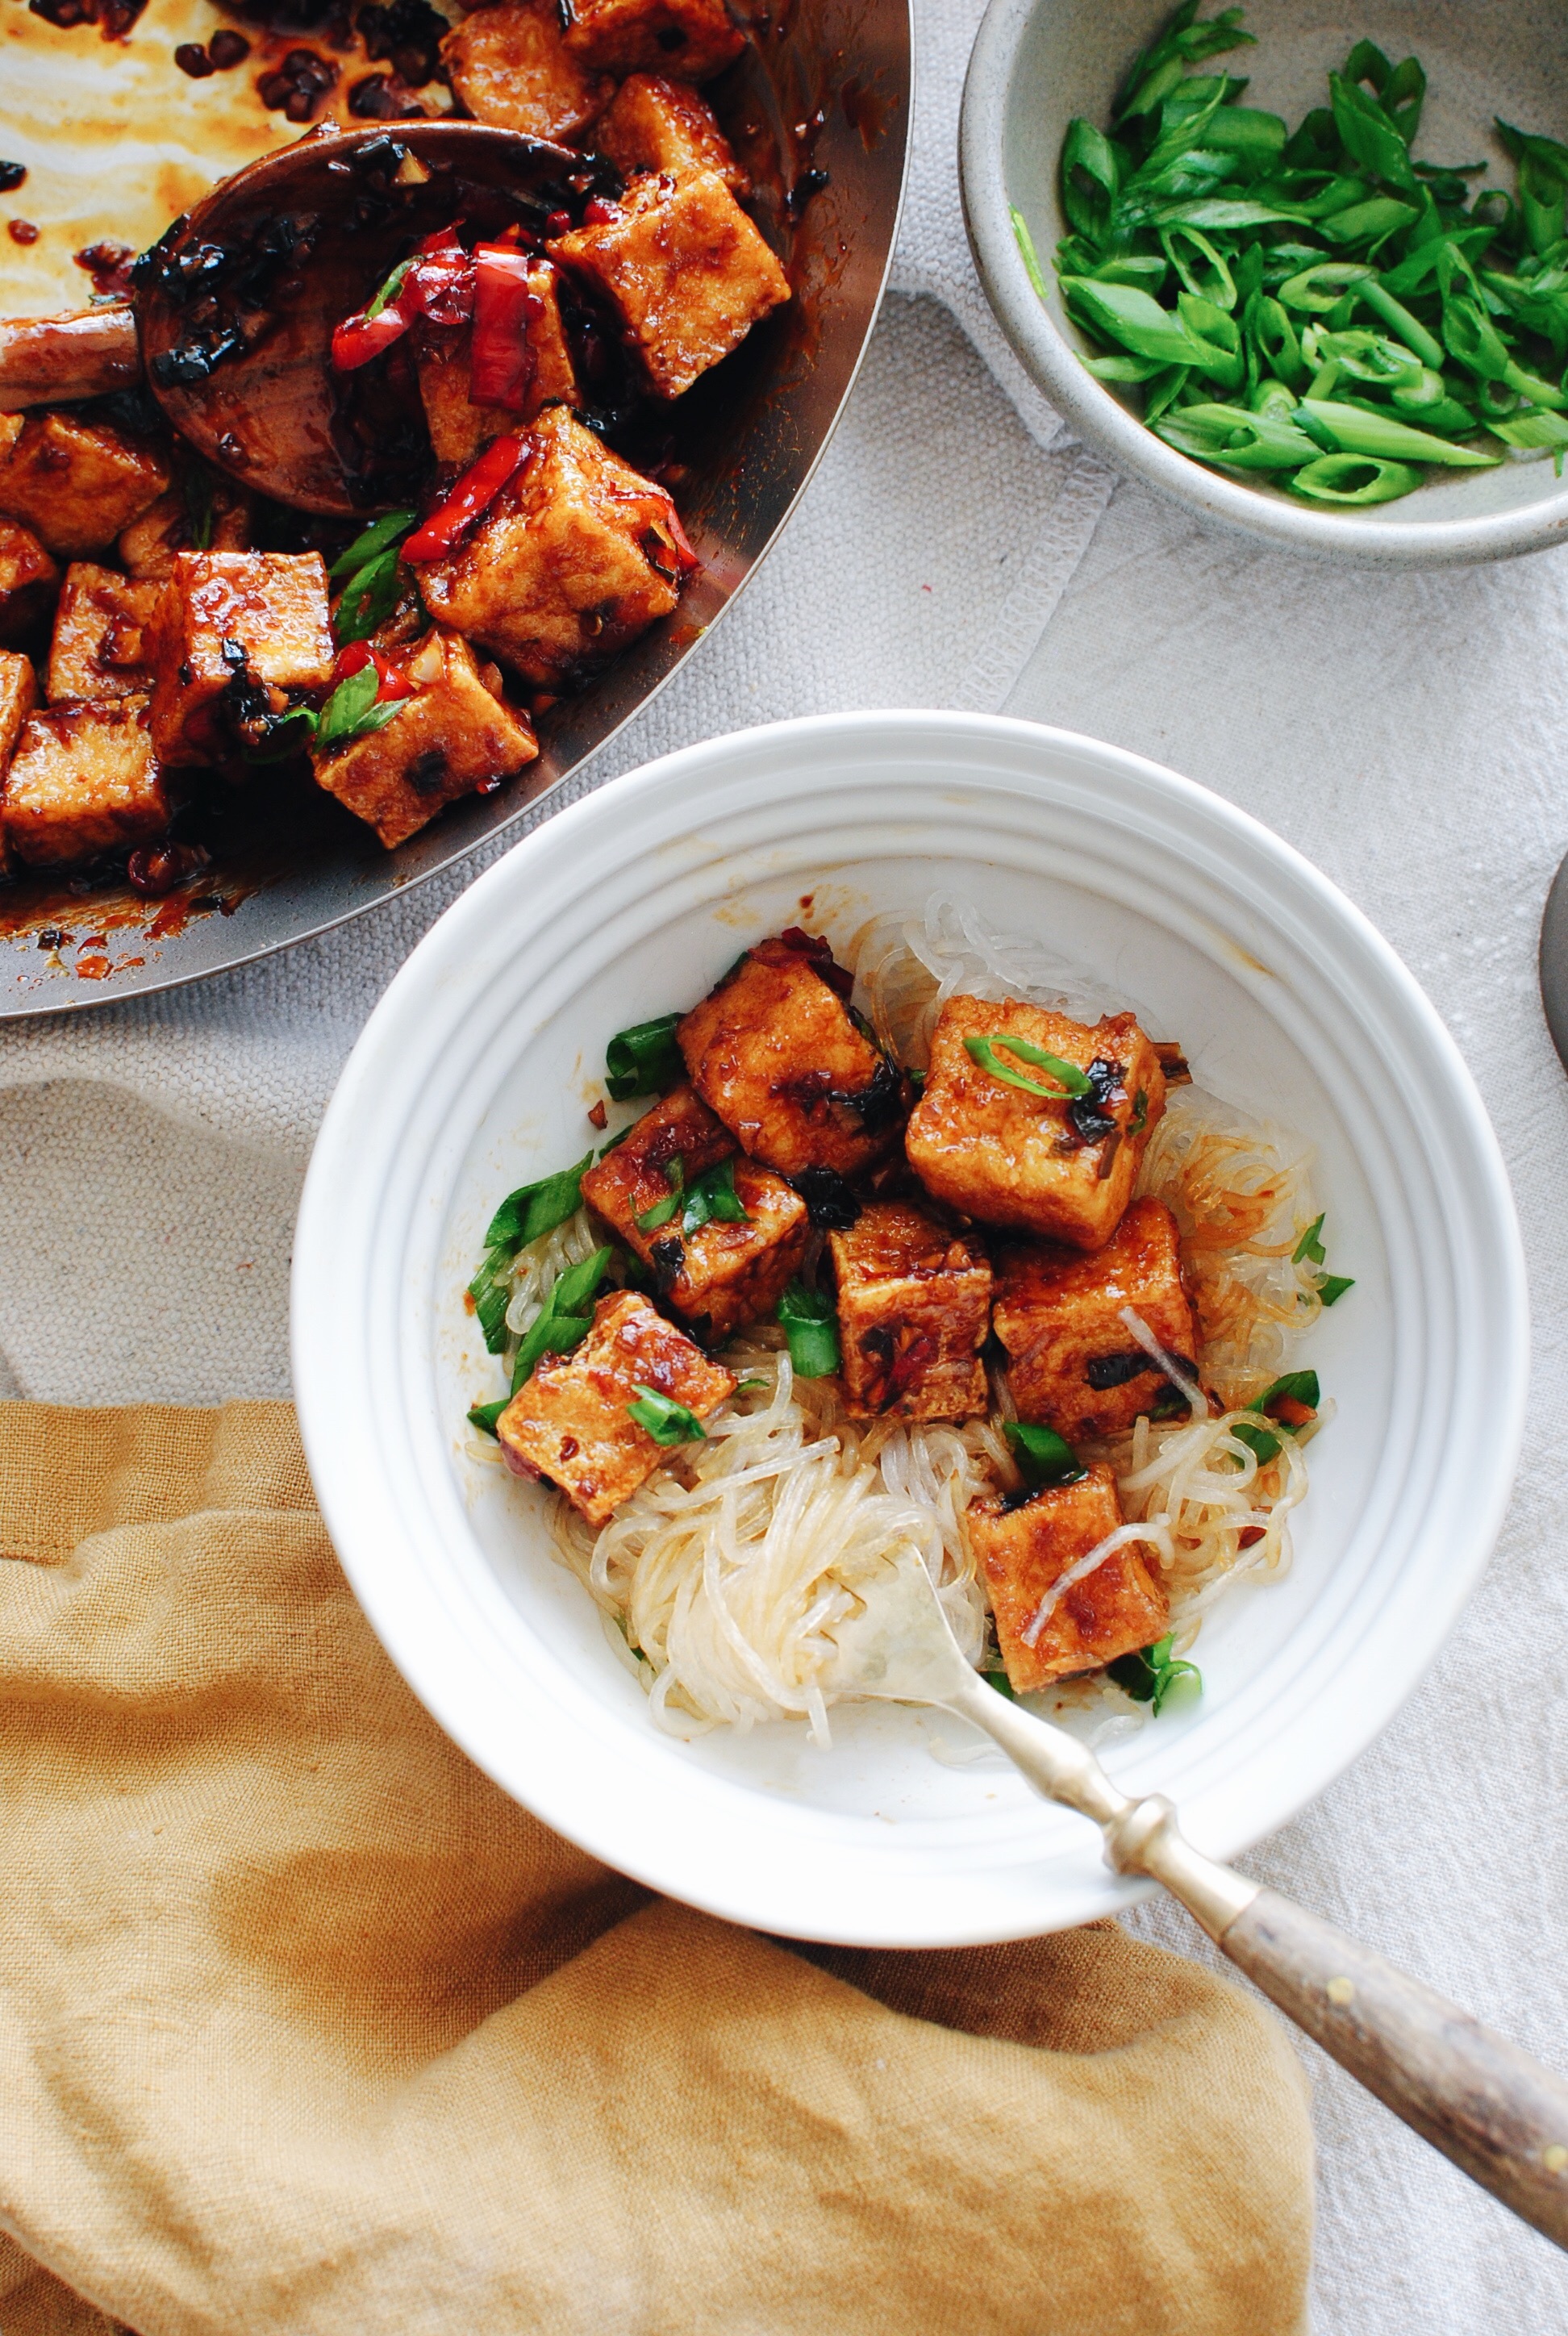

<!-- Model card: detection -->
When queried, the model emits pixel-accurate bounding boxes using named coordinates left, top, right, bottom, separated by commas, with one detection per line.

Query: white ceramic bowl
left=292, top=712, right=1527, bottom=1947
left=960, top=0, right=1568, bottom=565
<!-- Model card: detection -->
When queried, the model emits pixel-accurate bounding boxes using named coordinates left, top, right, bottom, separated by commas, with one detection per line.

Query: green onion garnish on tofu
left=964, top=1033, right=1094, bottom=1099
left=636, top=1154, right=750, bottom=1237
left=627, top=1386, right=708, bottom=1445
left=777, top=1279, right=841, bottom=1378
left=1005, top=1421, right=1088, bottom=1489
left=636, top=1157, right=685, bottom=1233
left=1107, top=1633, right=1202, bottom=1714
left=315, top=662, right=407, bottom=753
left=606, top=1013, right=683, bottom=1099
left=679, top=1157, right=750, bottom=1234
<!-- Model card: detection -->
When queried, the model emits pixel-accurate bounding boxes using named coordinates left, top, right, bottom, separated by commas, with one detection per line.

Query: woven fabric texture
left=0, top=1401, right=1313, bottom=2336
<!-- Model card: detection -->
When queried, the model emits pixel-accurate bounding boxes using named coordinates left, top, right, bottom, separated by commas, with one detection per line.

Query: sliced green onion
left=365, top=256, right=414, bottom=320
left=467, top=1397, right=508, bottom=1437
left=315, top=663, right=407, bottom=753
left=626, top=1386, right=708, bottom=1445
left=777, top=1279, right=840, bottom=1378
left=605, top=1013, right=683, bottom=1100
left=1011, top=204, right=1049, bottom=300
left=1288, top=453, right=1424, bottom=503
left=1004, top=1421, right=1087, bottom=1490
left=1316, top=1273, right=1355, bottom=1306
left=1297, top=398, right=1499, bottom=467
left=328, top=508, right=419, bottom=582
left=486, top=1152, right=592, bottom=1251
left=509, top=1245, right=613, bottom=1387
left=1292, top=1211, right=1326, bottom=1265
left=678, top=1155, right=750, bottom=1235
left=1232, top=1367, right=1321, bottom=1462
left=963, top=1032, right=1093, bottom=1099
left=636, top=1156, right=686, bottom=1233
left=1107, top=1634, right=1202, bottom=1715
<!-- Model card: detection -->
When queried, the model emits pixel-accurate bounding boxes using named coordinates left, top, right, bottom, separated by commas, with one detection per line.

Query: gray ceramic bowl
left=961, top=0, right=1568, bottom=565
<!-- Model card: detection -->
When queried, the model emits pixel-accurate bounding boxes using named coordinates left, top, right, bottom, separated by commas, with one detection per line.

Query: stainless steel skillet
left=0, top=0, right=910, bottom=1016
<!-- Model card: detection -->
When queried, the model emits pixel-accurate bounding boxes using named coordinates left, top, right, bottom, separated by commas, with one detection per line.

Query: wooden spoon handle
left=1220, top=1888, right=1568, bottom=2246
left=0, top=307, right=140, bottom=411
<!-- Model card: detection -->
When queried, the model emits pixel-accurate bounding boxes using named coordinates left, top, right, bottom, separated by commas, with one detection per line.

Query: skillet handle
left=1220, top=1888, right=1568, bottom=2250
left=1106, top=1795, right=1568, bottom=2250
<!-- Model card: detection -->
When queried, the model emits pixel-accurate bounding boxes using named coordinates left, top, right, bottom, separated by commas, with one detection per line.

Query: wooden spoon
left=832, top=1557, right=1568, bottom=2250
left=134, top=120, right=603, bottom=515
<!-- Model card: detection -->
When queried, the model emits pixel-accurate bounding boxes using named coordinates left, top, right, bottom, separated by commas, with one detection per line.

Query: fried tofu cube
left=2, top=696, right=169, bottom=868
left=311, top=627, right=539, bottom=850
left=563, top=0, right=744, bottom=77
left=551, top=170, right=788, bottom=400
left=0, top=411, right=169, bottom=559
left=594, top=73, right=748, bottom=190
left=117, top=483, right=252, bottom=583
left=443, top=0, right=614, bottom=140
left=419, top=406, right=682, bottom=686
left=906, top=995, right=1167, bottom=1251
left=991, top=1199, right=1197, bottom=1444
left=417, top=265, right=579, bottom=467
left=0, top=649, right=38, bottom=874
left=582, top=1082, right=809, bottom=1340
left=678, top=930, right=905, bottom=1178
left=0, top=520, right=60, bottom=647
left=973, top=1463, right=1169, bottom=1691
left=829, top=1202, right=990, bottom=1421
left=498, top=1288, right=735, bottom=1526
left=45, top=564, right=162, bottom=703
left=146, top=551, right=336, bottom=768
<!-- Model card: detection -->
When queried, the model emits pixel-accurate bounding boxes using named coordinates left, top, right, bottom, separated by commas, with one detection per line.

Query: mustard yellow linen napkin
left=0, top=1402, right=1312, bottom=2336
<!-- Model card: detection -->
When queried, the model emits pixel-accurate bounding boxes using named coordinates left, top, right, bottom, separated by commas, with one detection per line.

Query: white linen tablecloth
left=2, top=2, right=1566, bottom=2325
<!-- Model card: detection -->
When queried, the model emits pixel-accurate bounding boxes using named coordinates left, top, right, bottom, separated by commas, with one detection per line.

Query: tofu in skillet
left=905, top=995, right=1166, bottom=1250
left=311, top=628, right=538, bottom=849
left=593, top=73, right=749, bottom=191
left=561, top=0, right=744, bottom=79
left=416, top=408, right=683, bottom=687
left=548, top=169, right=789, bottom=400
left=145, top=551, right=335, bottom=767
left=0, top=520, right=59, bottom=647
left=442, top=0, right=614, bottom=140
left=45, top=564, right=161, bottom=703
left=415, top=261, right=578, bottom=470
left=2, top=696, right=169, bottom=867
left=0, top=411, right=169, bottom=558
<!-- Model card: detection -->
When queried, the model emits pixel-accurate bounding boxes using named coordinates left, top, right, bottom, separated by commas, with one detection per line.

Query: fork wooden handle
left=1219, top=1889, right=1568, bottom=2247
left=948, top=1674, right=1568, bottom=2247
left=1101, top=1792, right=1568, bottom=2250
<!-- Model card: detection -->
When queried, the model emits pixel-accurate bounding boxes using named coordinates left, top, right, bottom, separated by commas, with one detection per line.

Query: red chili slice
left=331, top=303, right=411, bottom=372
left=402, top=432, right=529, bottom=562
left=470, top=246, right=543, bottom=411
left=332, top=640, right=415, bottom=699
